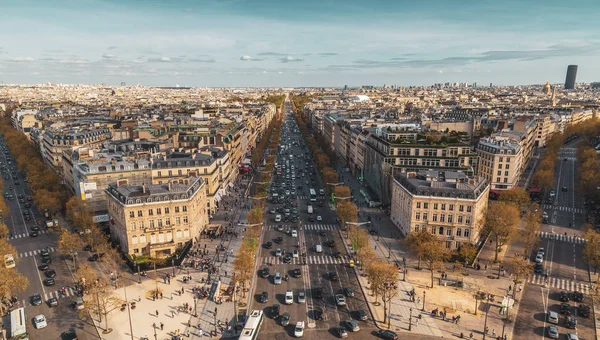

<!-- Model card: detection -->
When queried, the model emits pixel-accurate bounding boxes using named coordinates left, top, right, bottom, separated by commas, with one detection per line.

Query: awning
left=228, top=182, right=234, bottom=188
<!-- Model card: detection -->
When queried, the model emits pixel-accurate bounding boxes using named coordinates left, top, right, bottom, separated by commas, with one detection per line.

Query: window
left=183, top=216, right=188, bottom=224
left=129, top=211, right=135, bottom=218
left=438, top=227, right=444, bottom=235
left=434, top=203, right=438, bottom=210
left=178, top=170, right=182, bottom=176
left=440, top=214, right=445, bottom=222
left=157, top=171, right=162, bottom=177
left=423, top=213, right=428, bottom=220
left=505, top=164, right=510, bottom=170
left=456, top=228, right=462, bottom=237
left=464, top=229, right=470, bottom=238
left=176, top=217, right=181, bottom=225
left=131, top=222, right=136, bottom=230
left=497, top=171, right=502, bottom=176
left=496, top=177, right=501, bottom=182
left=132, top=235, right=138, bottom=245
left=499, top=157, right=503, bottom=162
left=498, top=164, right=503, bottom=169
left=183, top=206, right=188, bottom=212
left=416, top=202, right=421, bottom=209
left=165, top=218, right=171, bottom=226
left=423, top=203, right=429, bottom=209
left=175, top=207, right=180, bottom=213
left=432, top=214, right=438, bottom=222
left=505, top=171, right=509, bottom=176
left=441, top=204, right=446, bottom=211
left=467, top=206, right=472, bottom=213
left=138, top=210, right=143, bottom=217
left=504, top=178, right=508, bottom=183
left=458, top=216, right=463, bottom=223
left=139, top=221, right=144, bottom=229
left=165, top=207, right=170, bottom=214
left=158, top=219, right=163, bottom=228
left=506, top=157, right=511, bottom=162
left=446, top=228, right=452, bottom=236
left=168, top=170, right=172, bottom=176
left=157, top=208, right=162, bottom=215
left=415, top=212, right=421, bottom=220
left=431, top=227, right=436, bottom=235
left=465, top=216, right=471, bottom=224
left=148, top=209, right=153, bottom=216
left=449, top=204, right=454, bottom=211
left=448, top=215, right=453, bottom=223
left=459, top=205, right=464, bottom=212
left=149, top=220, right=155, bottom=229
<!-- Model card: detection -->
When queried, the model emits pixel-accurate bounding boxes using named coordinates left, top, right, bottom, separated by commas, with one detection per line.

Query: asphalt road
left=0, top=141, right=98, bottom=339
left=252, top=103, right=378, bottom=339
left=515, top=144, right=594, bottom=340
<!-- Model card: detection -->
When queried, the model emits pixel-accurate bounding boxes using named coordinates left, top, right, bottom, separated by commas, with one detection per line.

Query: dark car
left=566, top=316, right=577, bottom=329
left=259, top=292, right=268, bottom=303
left=313, top=308, right=324, bottom=320
left=355, top=309, right=368, bottom=321
left=38, top=264, right=49, bottom=271
left=559, top=291, right=570, bottom=302
left=534, top=263, right=543, bottom=274
left=41, top=257, right=52, bottom=265
left=43, top=278, right=56, bottom=286
left=335, top=326, right=348, bottom=338
left=30, top=230, right=38, bottom=237
left=308, top=216, right=315, bottom=222
left=327, top=240, right=335, bottom=247
left=260, top=268, right=270, bottom=278
left=45, top=269, right=56, bottom=278
left=48, top=297, right=58, bottom=307
left=578, top=304, right=590, bottom=317
left=330, top=272, right=338, bottom=281
left=31, top=226, right=40, bottom=232
left=264, top=241, right=273, bottom=249
left=319, top=230, right=327, bottom=237
left=283, top=256, right=292, bottom=264
left=280, top=312, right=291, bottom=326
left=89, top=254, right=99, bottom=262
left=292, top=268, right=302, bottom=278
left=344, top=287, right=354, bottom=297
left=561, top=303, right=572, bottom=315
left=375, top=330, right=398, bottom=340
left=572, top=291, right=584, bottom=302
left=274, top=236, right=283, bottom=244
left=24, top=202, right=31, bottom=208
left=31, top=293, right=42, bottom=306
left=271, top=304, right=280, bottom=318
left=313, top=286, right=323, bottom=299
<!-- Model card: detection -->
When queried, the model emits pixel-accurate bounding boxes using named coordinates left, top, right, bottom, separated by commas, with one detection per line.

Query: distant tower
left=564, top=65, right=578, bottom=89
left=551, top=86, right=557, bottom=107
left=543, top=81, right=551, bottom=94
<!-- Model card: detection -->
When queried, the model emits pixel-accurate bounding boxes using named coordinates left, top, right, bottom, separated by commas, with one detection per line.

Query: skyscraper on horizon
left=565, top=65, right=578, bottom=90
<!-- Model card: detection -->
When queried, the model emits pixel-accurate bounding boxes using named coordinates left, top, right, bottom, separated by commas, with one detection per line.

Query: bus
left=4, top=254, right=15, bottom=268
left=309, top=188, right=317, bottom=202
left=10, top=307, right=27, bottom=338
left=239, top=310, right=264, bottom=340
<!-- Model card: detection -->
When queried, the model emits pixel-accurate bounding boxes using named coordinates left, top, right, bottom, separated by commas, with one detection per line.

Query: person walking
left=155, top=310, right=159, bottom=317
left=160, top=322, right=164, bottom=330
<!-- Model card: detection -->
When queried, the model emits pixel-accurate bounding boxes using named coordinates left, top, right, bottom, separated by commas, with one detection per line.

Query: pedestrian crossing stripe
left=17, top=287, right=78, bottom=308
left=18, top=247, right=56, bottom=259
left=9, top=230, right=48, bottom=240
left=262, top=255, right=349, bottom=265
left=536, top=231, right=586, bottom=244
left=528, top=274, right=591, bottom=294
left=297, top=196, right=327, bottom=200
left=267, top=224, right=336, bottom=231
left=542, top=205, right=583, bottom=214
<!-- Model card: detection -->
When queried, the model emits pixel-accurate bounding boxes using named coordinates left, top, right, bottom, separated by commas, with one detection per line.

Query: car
left=308, top=216, right=315, bottom=222
left=31, top=225, right=40, bottom=232
left=285, top=290, right=294, bottom=304
left=578, top=304, right=590, bottom=317
left=335, top=326, right=348, bottom=338
left=264, top=241, right=273, bottom=249
left=298, top=291, right=306, bottom=303
left=292, top=268, right=302, bottom=278
left=317, top=215, right=322, bottom=221
left=375, top=330, right=398, bottom=340
left=293, top=249, right=299, bottom=258
left=343, top=319, right=360, bottom=332
left=538, top=247, right=545, bottom=256
left=31, top=293, right=42, bottom=306
left=34, top=314, right=47, bottom=329
left=560, top=303, right=572, bottom=315
left=559, top=291, right=570, bottom=302
left=276, top=225, right=284, bottom=232
left=47, top=297, right=58, bottom=307
left=566, top=332, right=579, bottom=340
left=319, top=230, right=327, bottom=236
left=275, top=215, right=282, bottom=222
left=41, top=257, right=52, bottom=265
left=572, top=291, right=584, bottom=302
left=283, top=255, right=292, bottom=264
left=335, top=294, right=346, bottom=306
left=294, top=321, right=305, bottom=337
left=89, top=254, right=99, bottom=262
left=259, top=292, right=268, bottom=303
left=535, top=253, right=544, bottom=263
left=344, top=287, right=354, bottom=297
left=30, top=230, right=38, bottom=237
left=547, top=311, right=559, bottom=324
left=281, top=312, right=291, bottom=326
left=38, top=264, right=49, bottom=271
left=330, top=272, right=338, bottom=281
left=261, top=267, right=270, bottom=278
left=546, top=326, right=558, bottom=339
left=356, top=309, right=368, bottom=321
left=274, top=272, right=282, bottom=285
left=275, top=236, right=283, bottom=244
left=549, top=189, right=556, bottom=197
left=534, top=263, right=543, bottom=273
left=564, top=157, right=568, bottom=161
left=43, top=278, right=55, bottom=286
left=566, top=316, right=577, bottom=328
left=327, top=240, right=335, bottom=247
left=276, top=248, right=282, bottom=257
left=291, top=230, right=298, bottom=237
left=313, top=286, right=323, bottom=299
left=269, top=208, right=276, bottom=214
left=45, top=269, right=56, bottom=278
left=562, top=186, right=568, bottom=192
left=268, top=303, right=280, bottom=319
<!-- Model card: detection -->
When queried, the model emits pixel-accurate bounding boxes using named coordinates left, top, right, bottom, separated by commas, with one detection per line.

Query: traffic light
left=331, top=193, right=335, bottom=203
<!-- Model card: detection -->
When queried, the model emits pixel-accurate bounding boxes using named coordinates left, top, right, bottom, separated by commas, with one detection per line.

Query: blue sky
left=0, top=0, right=599, bottom=87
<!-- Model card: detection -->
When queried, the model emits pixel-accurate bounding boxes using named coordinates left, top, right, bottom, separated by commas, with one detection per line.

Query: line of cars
left=546, top=290, right=587, bottom=339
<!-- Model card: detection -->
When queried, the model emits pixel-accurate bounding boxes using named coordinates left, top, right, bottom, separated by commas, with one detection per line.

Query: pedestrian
left=160, top=292, right=163, bottom=299
left=160, top=322, right=164, bottom=330
left=153, top=322, right=156, bottom=329
left=172, top=310, right=175, bottom=318
left=156, top=310, right=159, bottom=317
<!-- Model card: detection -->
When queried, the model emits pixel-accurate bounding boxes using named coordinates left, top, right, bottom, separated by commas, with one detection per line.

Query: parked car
left=375, top=330, right=398, bottom=340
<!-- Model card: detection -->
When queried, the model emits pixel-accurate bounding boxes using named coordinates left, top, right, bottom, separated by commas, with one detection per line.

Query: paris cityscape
left=0, top=1, right=600, bottom=340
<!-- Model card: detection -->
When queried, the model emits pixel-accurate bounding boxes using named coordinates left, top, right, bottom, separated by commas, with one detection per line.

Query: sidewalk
left=337, top=169, right=518, bottom=340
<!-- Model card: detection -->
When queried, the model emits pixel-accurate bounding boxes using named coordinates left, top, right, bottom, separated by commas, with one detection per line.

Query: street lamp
left=214, top=307, right=218, bottom=334
left=193, top=295, right=198, bottom=317
left=422, top=291, right=426, bottom=311
left=409, top=308, right=413, bottom=331
left=172, top=258, right=175, bottom=277
left=135, top=261, right=141, bottom=284
left=402, top=264, right=407, bottom=281
left=482, top=296, right=491, bottom=340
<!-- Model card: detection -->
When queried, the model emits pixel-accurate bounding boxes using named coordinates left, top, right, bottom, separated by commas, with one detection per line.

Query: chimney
left=142, top=183, right=147, bottom=193
left=117, top=179, right=128, bottom=187
left=168, top=181, right=172, bottom=191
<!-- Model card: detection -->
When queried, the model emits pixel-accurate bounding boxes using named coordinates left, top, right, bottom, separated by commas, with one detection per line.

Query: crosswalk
left=262, top=255, right=350, bottom=265
left=9, top=230, right=48, bottom=240
left=267, top=224, right=337, bottom=231
left=18, top=286, right=79, bottom=308
left=527, top=274, right=591, bottom=294
left=536, top=231, right=586, bottom=244
left=298, top=196, right=327, bottom=200
left=18, top=247, right=55, bottom=259
left=542, top=205, right=583, bottom=214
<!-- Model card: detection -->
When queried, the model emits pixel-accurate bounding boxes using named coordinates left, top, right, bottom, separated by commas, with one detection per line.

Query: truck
left=307, top=205, right=313, bottom=214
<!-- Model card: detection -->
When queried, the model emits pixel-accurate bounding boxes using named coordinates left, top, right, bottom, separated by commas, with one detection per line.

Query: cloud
left=258, top=52, right=287, bottom=56
left=189, top=58, right=216, bottom=63
left=317, top=52, right=338, bottom=57
left=389, top=57, right=406, bottom=61
left=239, top=55, right=264, bottom=61
left=2, top=57, right=35, bottom=62
left=107, top=46, right=118, bottom=50
left=281, top=56, right=303, bottom=63
left=147, top=56, right=183, bottom=63
left=102, top=53, right=117, bottom=59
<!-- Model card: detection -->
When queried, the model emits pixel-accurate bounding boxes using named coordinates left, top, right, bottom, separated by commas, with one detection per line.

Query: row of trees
left=531, top=133, right=564, bottom=190
left=0, top=222, right=29, bottom=314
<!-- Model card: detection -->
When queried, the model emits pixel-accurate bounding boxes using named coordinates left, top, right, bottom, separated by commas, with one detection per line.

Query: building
left=565, top=65, right=578, bottom=90
left=105, top=175, right=208, bottom=257
left=390, top=170, right=489, bottom=250
left=476, top=130, right=531, bottom=190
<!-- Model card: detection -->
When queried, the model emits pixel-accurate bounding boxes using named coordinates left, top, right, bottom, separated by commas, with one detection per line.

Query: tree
left=0, top=222, right=9, bottom=240
left=0, top=239, right=29, bottom=314
left=484, top=201, right=520, bottom=262
left=66, top=197, right=95, bottom=229
left=504, top=255, right=533, bottom=298
left=405, top=230, right=436, bottom=270
left=421, top=237, right=451, bottom=288
left=334, top=186, right=352, bottom=201
left=583, top=229, right=600, bottom=275
left=82, top=225, right=111, bottom=254
left=377, top=262, right=399, bottom=326
left=58, top=230, right=84, bottom=267
left=458, top=243, right=478, bottom=265
left=83, top=278, right=123, bottom=331
left=336, top=201, right=357, bottom=228
left=521, top=206, right=542, bottom=256
left=365, top=260, right=386, bottom=305
left=499, top=187, right=531, bottom=210
left=233, top=244, right=255, bottom=299
left=34, top=189, right=62, bottom=218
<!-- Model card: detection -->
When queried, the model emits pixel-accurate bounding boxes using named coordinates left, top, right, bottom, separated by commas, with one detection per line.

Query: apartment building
left=390, top=170, right=489, bottom=250
left=11, top=109, right=41, bottom=139
left=105, top=176, right=208, bottom=257
left=535, top=115, right=555, bottom=147
left=476, top=131, right=526, bottom=190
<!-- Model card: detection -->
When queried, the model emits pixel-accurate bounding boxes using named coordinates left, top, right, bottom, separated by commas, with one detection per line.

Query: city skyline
left=1, top=0, right=599, bottom=87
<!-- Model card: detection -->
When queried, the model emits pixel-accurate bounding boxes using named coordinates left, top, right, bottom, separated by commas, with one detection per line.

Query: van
left=307, top=205, right=313, bottom=214
left=548, top=311, right=559, bottom=324
left=315, top=245, right=323, bottom=253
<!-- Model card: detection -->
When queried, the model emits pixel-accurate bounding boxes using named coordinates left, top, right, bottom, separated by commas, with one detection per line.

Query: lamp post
left=409, top=307, right=413, bottom=331
left=214, top=307, right=218, bottom=334
left=193, top=295, right=198, bottom=317
left=422, top=291, right=426, bottom=311
left=172, top=258, right=175, bottom=277
left=482, top=297, right=490, bottom=340
left=403, top=264, right=407, bottom=281
left=135, top=262, right=141, bottom=284
left=124, top=284, right=134, bottom=340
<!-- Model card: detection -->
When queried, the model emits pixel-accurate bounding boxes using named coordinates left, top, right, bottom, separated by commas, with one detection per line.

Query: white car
left=536, top=253, right=544, bottom=263
left=317, top=215, right=322, bottom=221
left=294, top=321, right=305, bottom=337
left=34, top=314, right=47, bottom=329
left=285, top=290, right=294, bottom=304
left=275, top=215, right=282, bottom=222
left=274, top=272, right=282, bottom=285
left=291, top=230, right=298, bottom=237
left=293, top=249, right=299, bottom=258
left=335, top=294, right=346, bottom=306
left=298, top=291, right=306, bottom=303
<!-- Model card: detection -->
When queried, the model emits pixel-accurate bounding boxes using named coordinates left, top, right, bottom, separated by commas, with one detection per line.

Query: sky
left=0, top=0, right=599, bottom=87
